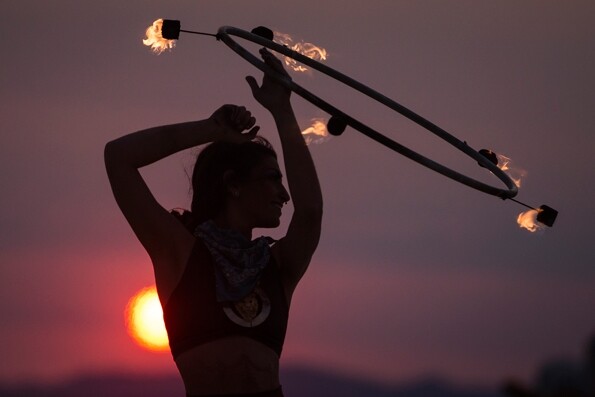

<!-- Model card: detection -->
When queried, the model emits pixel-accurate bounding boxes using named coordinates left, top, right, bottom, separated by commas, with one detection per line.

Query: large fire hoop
left=217, top=26, right=517, bottom=200
left=149, top=20, right=558, bottom=228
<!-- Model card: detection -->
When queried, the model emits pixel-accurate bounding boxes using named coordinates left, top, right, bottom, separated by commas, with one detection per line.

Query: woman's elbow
left=104, top=140, right=118, bottom=161
left=104, top=139, right=128, bottom=173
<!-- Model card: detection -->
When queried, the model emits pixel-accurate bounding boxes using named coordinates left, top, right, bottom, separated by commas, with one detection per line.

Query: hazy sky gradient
left=1, top=0, right=594, bottom=388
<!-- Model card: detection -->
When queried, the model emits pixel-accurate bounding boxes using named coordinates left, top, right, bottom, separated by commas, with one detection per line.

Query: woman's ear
left=223, top=170, right=240, bottom=198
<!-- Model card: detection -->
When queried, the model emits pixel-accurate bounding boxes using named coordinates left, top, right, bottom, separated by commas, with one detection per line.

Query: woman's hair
left=172, top=137, right=277, bottom=231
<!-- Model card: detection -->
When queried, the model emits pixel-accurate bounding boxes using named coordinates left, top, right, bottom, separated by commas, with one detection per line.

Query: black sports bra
left=162, top=239, right=289, bottom=358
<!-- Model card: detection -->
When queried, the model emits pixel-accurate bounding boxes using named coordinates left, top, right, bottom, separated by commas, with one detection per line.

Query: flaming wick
left=507, top=196, right=558, bottom=229
left=478, top=148, right=558, bottom=229
left=508, top=199, right=558, bottom=229
left=301, top=118, right=330, bottom=145
left=144, top=19, right=217, bottom=54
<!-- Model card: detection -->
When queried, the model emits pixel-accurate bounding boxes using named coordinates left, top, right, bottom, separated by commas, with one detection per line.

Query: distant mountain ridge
left=0, top=365, right=503, bottom=397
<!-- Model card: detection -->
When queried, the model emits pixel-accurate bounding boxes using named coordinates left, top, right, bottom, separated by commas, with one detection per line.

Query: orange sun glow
left=125, top=285, right=169, bottom=352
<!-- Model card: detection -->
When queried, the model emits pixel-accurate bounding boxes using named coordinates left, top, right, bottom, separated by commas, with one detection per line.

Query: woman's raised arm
left=246, top=49, right=323, bottom=295
left=104, top=106, right=259, bottom=284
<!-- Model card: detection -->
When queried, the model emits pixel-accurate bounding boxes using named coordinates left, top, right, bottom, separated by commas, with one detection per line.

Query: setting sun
left=125, top=286, right=169, bottom=352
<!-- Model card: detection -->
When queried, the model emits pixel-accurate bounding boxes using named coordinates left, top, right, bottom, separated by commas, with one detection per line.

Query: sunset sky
left=1, top=0, right=594, bottom=390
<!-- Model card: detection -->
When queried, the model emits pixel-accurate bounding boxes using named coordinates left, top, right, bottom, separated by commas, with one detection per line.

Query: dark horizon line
left=0, top=363, right=499, bottom=389
left=0, top=365, right=504, bottom=397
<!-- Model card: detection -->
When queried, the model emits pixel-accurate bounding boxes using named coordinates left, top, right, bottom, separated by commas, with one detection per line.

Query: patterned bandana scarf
left=195, top=220, right=275, bottom=303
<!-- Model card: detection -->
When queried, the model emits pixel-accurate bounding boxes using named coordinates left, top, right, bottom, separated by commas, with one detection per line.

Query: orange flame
left=496, top=153, right=526, bottom=188
left=274, top=31, right=328, bottom=72
left=517, top=208, right=544, bottom=233
left=301, top=118, right=329, bottom=145
left=143, top=19, right=175, bottom=54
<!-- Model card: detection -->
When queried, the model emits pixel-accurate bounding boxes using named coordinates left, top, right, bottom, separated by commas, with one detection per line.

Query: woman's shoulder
left=153, top=211, right=207, bottom=304
left=155, top=235, right=208, bottom=305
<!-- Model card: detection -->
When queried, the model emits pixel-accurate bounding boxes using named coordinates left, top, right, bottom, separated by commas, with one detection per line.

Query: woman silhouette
left=105, top=49, right=322, bottom=396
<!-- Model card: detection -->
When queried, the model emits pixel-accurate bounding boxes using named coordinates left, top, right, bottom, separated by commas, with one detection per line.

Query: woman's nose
left=281, top=185, right=290, bottom=203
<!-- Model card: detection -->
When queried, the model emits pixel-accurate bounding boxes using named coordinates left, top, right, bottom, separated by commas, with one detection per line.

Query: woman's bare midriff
left=174, top=336, right=281, bottom=395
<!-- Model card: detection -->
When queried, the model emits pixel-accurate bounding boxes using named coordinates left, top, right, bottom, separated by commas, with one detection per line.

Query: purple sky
left=1, top=0, right=594, bottom=389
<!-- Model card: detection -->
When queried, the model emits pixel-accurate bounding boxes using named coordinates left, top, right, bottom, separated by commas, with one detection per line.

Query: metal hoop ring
left=217, top=26, right=518, bottom=199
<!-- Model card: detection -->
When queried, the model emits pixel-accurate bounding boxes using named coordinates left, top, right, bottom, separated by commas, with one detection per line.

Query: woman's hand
left=209, top=104, right=260, bottom=143
left=246, top=48, right=292, bottom=113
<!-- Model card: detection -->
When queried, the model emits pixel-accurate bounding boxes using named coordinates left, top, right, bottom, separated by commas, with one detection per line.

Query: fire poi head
left=142, top=19, right=558, bottom=232
left=536, top=205, right=558, bottom=227
left=161, top=19, right=181, bottom=40
left=251, top=26, right=274, bottom=41
left=517, top=206, right=558, bottom=232
left=143, top=19, right=176, bottom=53
left=478, top=149, right=558, bottom=231
left=327, top=116, right=347, bottom=136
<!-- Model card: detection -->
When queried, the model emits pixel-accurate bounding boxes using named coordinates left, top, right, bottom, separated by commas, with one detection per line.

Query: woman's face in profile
left=237, top=156, right=290, bottom=228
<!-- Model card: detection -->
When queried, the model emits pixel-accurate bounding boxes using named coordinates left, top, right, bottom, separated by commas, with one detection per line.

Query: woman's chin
left=257, top=217, right=281, bottom=229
